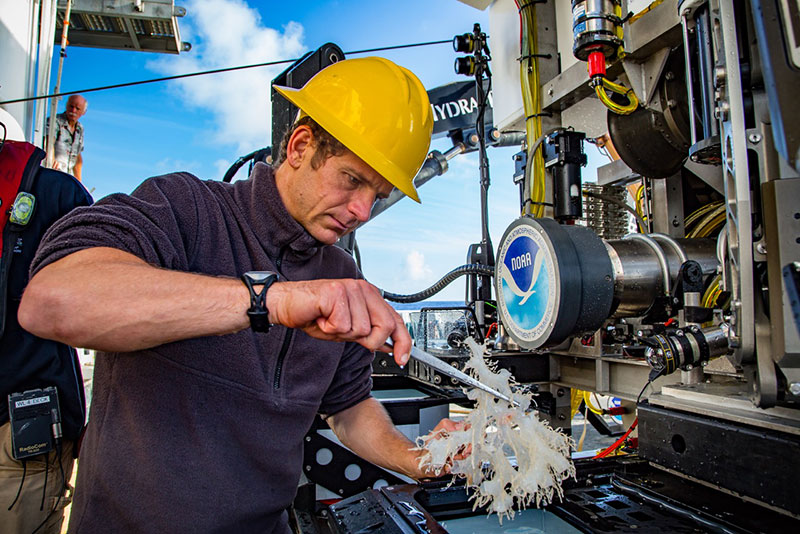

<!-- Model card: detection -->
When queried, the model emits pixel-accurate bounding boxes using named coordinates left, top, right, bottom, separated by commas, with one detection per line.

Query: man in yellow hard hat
left=19, top=57, right=458, bottom=533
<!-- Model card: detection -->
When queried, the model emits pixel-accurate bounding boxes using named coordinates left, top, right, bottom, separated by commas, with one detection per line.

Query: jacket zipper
left=273, top=246, right=291, bottom=390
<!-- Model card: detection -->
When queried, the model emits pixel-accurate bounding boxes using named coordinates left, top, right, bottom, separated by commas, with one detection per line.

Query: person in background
left=0, top=133, right=93, bottom=534
left=45, top=94, right=87, bottom=181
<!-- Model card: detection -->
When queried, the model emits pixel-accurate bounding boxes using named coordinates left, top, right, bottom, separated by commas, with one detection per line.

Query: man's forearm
left=19, top=247, right=251, bottom=352
left=326, top=397, right=426, bottom=479
left=19, top=247, right=414, bottom=359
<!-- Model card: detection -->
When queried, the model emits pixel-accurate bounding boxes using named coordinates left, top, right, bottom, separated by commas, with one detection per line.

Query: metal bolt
left=690, top=154, right=699, bottom=162
left=558, top=413, right=566, bottom=421
left=548, top=87, right=554, bottom=96
left=667, top=99, right=677, bottom=109
left=714, top=103, right=729, bottom=120
left=714, top=66, right=726, bottom=86
left=665, top=71, right=675, bottom=81
left=748, top=133, right=762, bottom=144
left=756, top=242, right=767, bottom=255
left=790, top=382, right=800, bottom=396
left=557, top=388, right=565, bottom=397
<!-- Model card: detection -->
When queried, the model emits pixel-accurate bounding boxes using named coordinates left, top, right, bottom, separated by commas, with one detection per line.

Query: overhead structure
left=55, top=0, right=190, bottom=54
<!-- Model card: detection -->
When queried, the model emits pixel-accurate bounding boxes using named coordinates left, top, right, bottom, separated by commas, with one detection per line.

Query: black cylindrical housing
left=554, top=163, right=583, bottom=221
left=544, top=131, right=587, bottom=221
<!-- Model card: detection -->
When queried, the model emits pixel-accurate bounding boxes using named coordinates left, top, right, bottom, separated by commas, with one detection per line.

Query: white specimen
left=415, top=338, right=575, bottom=521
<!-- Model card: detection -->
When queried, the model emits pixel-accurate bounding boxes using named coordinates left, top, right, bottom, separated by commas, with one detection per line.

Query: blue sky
left=46, top=0, right=608, bottom=300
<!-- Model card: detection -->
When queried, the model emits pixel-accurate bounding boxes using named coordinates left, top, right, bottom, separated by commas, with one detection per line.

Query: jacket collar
left=234, top=162, right=321, bottom=263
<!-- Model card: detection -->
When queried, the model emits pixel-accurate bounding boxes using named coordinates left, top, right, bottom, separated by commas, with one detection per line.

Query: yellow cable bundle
left=518, top=1, right=546, bottom=217
left=595, top=77, right=639, bottom=115
left=685, top=201, right=724, bottom=230
left=633, top=183, right=648, bottom=232
left=687, top=204, right=726, bottom=238
left=702, top=274, right=722, bottom=308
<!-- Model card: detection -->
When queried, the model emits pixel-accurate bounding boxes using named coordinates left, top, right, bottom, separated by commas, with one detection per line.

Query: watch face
left=244, top=271, right=279, bottom=284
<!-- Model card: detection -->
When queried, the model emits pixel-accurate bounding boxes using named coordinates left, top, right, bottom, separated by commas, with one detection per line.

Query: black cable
left=8, top=460, right=26, bottom=510
left=30, top=446, right=66, bottom=534
left=382, top=264, right=494, bottom=303
left=637, top=380, right=652, bottom=404
left=0, top=39, right=454, bottom=106
left=353, top=241, right=362, bottom=271
left=39, top=454, right=49, bottom=511
left=222, top=148, right=271, bottom=183
left=0, top=121, right=7, bottom=154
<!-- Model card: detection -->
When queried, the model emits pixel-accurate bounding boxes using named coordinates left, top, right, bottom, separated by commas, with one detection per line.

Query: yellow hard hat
left=274, top=57, right=432, bottom=203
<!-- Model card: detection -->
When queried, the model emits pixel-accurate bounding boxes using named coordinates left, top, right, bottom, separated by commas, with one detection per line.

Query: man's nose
left=349, top=191, right=375, bottom=223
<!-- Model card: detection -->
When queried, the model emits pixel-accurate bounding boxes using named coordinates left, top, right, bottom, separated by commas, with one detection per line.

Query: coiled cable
left=382, top=264, right=494, bottom=303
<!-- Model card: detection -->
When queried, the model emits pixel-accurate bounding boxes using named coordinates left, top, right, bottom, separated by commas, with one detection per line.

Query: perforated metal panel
left=55, top=0, right=189, bottom=54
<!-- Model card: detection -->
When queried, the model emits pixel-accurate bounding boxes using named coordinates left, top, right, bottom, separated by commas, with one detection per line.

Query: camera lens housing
left=454, top=56, right=476, bottom=76
left=453, top=33, right=475, bottom=53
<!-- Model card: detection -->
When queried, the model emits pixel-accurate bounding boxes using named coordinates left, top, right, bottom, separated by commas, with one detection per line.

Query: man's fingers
left=269, top=279, right=412, bottom=357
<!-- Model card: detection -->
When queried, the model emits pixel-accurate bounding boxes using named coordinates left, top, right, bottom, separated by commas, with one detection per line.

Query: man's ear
left=285, top=125, right=314, bottom=169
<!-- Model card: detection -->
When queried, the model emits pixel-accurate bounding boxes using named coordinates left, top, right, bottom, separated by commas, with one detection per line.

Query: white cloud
left=154, top=157, right=204, bottom=175
left=148, top=0, right=307, bottom=153
left=405, top=250, right=433, bottom=281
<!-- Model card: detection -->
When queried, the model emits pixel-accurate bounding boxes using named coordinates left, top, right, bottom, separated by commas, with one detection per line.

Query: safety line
left=0, top=39, right=453, bottom=105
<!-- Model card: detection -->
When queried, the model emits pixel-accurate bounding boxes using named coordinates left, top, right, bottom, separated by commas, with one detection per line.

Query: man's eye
left=347, top=174, right=359, bottom=186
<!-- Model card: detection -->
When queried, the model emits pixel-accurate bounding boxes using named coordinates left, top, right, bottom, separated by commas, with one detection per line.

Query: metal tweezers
left=384, top=341, right=519, bottom=407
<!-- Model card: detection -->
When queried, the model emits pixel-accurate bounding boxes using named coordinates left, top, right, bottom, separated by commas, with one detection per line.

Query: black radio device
left=7, top=386, right=61, bottom=460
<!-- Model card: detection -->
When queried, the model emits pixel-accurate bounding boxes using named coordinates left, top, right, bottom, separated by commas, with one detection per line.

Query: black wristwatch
left=241, top=271, right=280, bottom=333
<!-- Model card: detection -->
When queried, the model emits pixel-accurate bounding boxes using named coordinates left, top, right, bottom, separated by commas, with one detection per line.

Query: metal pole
left=45, top=0, right=72, bottom=168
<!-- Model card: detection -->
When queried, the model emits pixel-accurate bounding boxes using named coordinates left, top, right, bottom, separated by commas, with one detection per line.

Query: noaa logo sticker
left=496, top=223, right=557, bottom=345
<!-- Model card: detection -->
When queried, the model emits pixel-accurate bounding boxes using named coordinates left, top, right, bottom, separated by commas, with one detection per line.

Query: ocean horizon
left=389, top=300, right=464, bottom=311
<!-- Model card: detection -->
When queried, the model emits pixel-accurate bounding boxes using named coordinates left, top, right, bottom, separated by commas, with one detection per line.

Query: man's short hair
left=275, top=116, right=347, bottom=169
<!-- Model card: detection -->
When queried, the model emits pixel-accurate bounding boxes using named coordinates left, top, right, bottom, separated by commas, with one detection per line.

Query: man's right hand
left=266, top=279, right=411, bottom=366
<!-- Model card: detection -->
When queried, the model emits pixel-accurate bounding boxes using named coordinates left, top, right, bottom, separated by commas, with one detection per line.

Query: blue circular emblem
left=496, top=220, right=558, bottom=347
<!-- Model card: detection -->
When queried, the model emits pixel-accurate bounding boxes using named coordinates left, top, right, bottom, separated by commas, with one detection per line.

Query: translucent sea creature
left=415, top=338, right=575, bottom=521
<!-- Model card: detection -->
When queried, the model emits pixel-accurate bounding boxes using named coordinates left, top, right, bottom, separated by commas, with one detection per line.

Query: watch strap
left=242, top=272, right=279, bottom=333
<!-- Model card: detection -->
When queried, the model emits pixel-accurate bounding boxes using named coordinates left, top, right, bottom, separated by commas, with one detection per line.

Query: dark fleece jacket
left=30, top=163, right=373, bottom=534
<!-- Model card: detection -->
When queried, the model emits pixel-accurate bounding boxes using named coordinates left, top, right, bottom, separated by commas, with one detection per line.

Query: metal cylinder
left=572, top=0, right=623, bottom=61
left=605, top=236, right=717, bottom=317
left=644, top=324, right=731, bottom=376
left=496, top=216, right=720, bottom=348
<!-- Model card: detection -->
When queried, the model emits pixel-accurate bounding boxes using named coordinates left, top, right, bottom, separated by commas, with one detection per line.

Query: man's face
left=65, top=97, right=87, bottom=123
left=285, top=146, right=394, bottom=245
